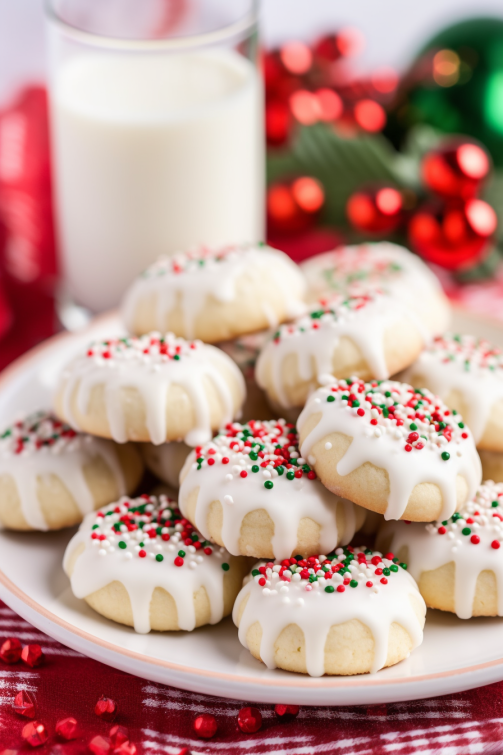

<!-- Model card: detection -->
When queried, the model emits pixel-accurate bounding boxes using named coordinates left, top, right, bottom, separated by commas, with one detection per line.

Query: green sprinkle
left=441, top=452, right=450, bottom=461
left=118, top=541, right=127, bottom=550
left=178, top=550, right=186, bottom=557
left=352, top=400, right=360, bottom=408
left=452, top=513, right=462, bottom=522
left=462, top=527, right=471, bottom=536
left=252, top=465, right=259, bottom=473
left=252, top=569, right=260, bottom=577
left=382, top=568, right=390, bottom=576
left=458, top=422, right=465, bottom=429
left=155, top=554, right=164, bottom=562
left=249, top=452, right=258, bottom=461
left=409, top=423, right=417, bottom=431
left=264, top=480, right=274, bottom=489
left=325, top=585, right=335, bottom=593
left=327, top=395, right=335, bottom=403
left=287, top=471, right=295, bottom=480
left=139, top=542, right=144, bottom=548
left=92, top=524, right=99, bottom=530
left=385, top=391, right=391, bottom=398
left=492, top=500, right=499, bottom=508
left=222, top=563, right=230, bottom=571
left=390, top=564, right=398, bottom=572
left=276, top=466, right=284, bottom=475
left=173, top=354, right=180, bottom=361
left=350, top=579, right=358, bottom=588
left=400, top=563, right=408, bottom=570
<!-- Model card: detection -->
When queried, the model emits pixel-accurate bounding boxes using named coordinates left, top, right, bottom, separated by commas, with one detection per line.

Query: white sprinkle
left=324, top=442, right=332, bottom=451
left=223, top=495, right=234, bottom=505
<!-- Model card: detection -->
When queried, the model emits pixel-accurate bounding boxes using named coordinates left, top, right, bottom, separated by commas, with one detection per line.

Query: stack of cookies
left=6, top=240, right=503, bottom=678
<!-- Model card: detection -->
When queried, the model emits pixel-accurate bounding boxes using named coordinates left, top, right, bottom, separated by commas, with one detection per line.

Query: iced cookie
left=141, top=441, right=191, bottom=489
left=300, top=242, right=450, bottom=336
left=54, top=332, right=245, bottom=446
left=179, top=419, right=367, bottom=560
left=233, top=546, right=425, bottom=676
left=298, top=378, right=481, bottom=522
left=0, top=411, right=143, bottom=531
left=64, top=494, right=250, bottom=633
left=401, top=334, right=503, bottom=450
left=122, top=244, right=307, bottom=343
left=219, top=330, right=274, bottom=421
left=377, top=481, right=503, bottom=618
left=256, top=293, right=426, bottom=414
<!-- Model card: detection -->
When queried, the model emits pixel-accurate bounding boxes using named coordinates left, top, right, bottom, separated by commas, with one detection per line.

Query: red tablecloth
left=1, top=599, right=503, bottom=754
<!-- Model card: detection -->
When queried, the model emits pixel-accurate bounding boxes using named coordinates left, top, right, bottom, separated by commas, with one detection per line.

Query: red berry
left=274, top=704, right=300, bottom=717
left=470, top=535, right=480, bottom=544
left=194, top=713, right=217, bottom=739
left=13, top=690, right=36, bottom=718
left=95, top=696, right=117, bottom=722
left=22, top=721, right=48, bottom=747
left=237, top=706, right=262, bottom=734
left=21, top=645, right=44, bottom=668
left=56, top=717, right=78, bottom=740
left=89, top=735, right=111, bottom=755
left=492, top=540, right=501, bottom=549
left=110, top=726, right=129, bottom=747
left=0, top=637, right=22, bottom=664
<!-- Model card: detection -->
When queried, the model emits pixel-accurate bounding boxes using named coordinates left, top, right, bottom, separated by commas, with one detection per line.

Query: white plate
left=1, top=309, right=503, bottom=706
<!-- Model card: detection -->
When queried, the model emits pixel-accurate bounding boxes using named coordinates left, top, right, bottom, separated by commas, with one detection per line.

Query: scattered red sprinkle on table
left=55, top=716, right=78, bottom=740
left=94, top=695, right=117, bottom=722
left=0, top=637, right=22, bottom=664
left=88, top=734, right=111, bottom=755
left=275, top=704, right=300, bottom=717
left=237, top=706, right=262, bottom=733
left=13, top=690, right=36, bottom=718
left=21, top=721, right=48, bottom=747
left=194, top=713, right=218, bottom=738
left=21, top=644, right=44, bottom=668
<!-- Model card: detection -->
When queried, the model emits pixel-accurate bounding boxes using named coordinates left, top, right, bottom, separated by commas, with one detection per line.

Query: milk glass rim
left=45, top=0, right=259, bottom=51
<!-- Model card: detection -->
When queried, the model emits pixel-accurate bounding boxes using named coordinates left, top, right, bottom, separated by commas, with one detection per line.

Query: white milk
left=50, top=49, right=264, bottom=312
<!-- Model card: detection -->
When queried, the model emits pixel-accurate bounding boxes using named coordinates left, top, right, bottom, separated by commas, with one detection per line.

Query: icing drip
left=122, top=243, right=306, bottom=337
left=0, top=411, right=126, bottom=531
left=300, top=242, right=449, bottom=333
left=403, top=334, right=503, bottom=445
left=233, top=546, right=424, bottom=676
left=179, top=419, right=361, bottom=559
left=64, top=494, right=234, bottom=633
left=298, top=378, right=481, bottom=521
left=255, top=293, right=426, bottom=408
left=57, top=332, right=245, bottom=446
left=380, top=481, right=503, bottom=619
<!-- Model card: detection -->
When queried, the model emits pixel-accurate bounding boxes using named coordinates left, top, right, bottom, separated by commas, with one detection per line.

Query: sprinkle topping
left=317, top=378, right=470, bottom=457
left=0, top=411, right=82, bottom=458
left=305, top=246, right=404, bottom=296
left=420, top=334, right=503, bottom=378
left=139, top=244, right=260, bottom=279
left=88, top=495, right=223, bottom=568
left=427, top=481, right=503, bottom=547
left=192, top=419, right=316, bottom=484
left=251, top=547, right=406, bottom=594
left=85, top=333, right=200, bottom=363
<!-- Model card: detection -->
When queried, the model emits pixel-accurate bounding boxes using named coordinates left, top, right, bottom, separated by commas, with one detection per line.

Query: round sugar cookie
left=54, top=332, right=245, bottom=446
left=179, top=419, right=367, bottom=560
left=141, top=441, right=191, bottom=489
left=122, top=244, right=307, bottom=343
left=300, top=242, right=450, bottom=336
left=377, top=481, right=503, bottom=618
left=233, top=546, right=425, bottom=676
left=401, top=334, right=503, bottom=450
left=218, top=330, right=275, bottom=421
left=297, top=378, right=481, bottom=522
left=255, top=292, right=426, bottom=414
left=0, top=411, right=143, bottom=531
left=64, top=494, right=250, bottom=633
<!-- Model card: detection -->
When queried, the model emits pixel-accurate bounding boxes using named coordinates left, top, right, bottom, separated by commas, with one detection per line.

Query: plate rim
left=1, top=307, right=503, bottom=695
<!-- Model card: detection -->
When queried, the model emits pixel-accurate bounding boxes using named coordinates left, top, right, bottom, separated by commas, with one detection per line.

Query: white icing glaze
left=379, top=481, right=503, bottom=619
left=64, top=494, right=237, bottom=633
left=56, top=332, right=245, bottom=446
left=141, top=441, right=191, bottom=489
left=0, top=411, right=126, bottom=531
left=298, top=378, right=481, bottom=521
left=300, top=241, right=450, bottom=334
left=179, top=419, right=362, bottom=560
left=255, top=293, right=426, bottom=409
left=402, top=334, right=503, bottom=445
left=233, top=546, right=424, bottom=676
left=122, top=243, right=307, bottom=337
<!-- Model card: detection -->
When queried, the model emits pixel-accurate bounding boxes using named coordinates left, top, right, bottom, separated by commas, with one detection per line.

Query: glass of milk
left=45, top=0, right=264, bottom=315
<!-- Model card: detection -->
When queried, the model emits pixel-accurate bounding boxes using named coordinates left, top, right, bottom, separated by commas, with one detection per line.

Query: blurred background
left=2, top=0, right=503, bottom=366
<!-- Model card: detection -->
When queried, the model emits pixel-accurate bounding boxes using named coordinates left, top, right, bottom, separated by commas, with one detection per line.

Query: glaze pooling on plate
left=300, top=242, right=450, bottom=334
left=298, top=378, right=481, bottom=521
left=122, top=243, right=306, bottom=337
left=380, top=481, right=503, bottom=619
left=0, top=411, right=126, bottom=531
left=56, top=332, right=245, bottom=446
left=403, top=334, right=503, bottom=445
left=255, top=293, right=426, bottom=408
left=179, top=419, right=361, bottom=559
left=233, top=546, right=424, bottom=676
left=64, top=494, right=236, bottom=634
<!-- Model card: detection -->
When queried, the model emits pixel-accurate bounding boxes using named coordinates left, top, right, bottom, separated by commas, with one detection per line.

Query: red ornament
left=347, top=186, right=403, bottom=234
left=266, top=101, right=291, bottom=146
left=95, top=695, right=117, bottom=721
left=21, top=644, right=44, bottom=668
left=89, top=736, right=111, bottom=755
left=353, top=100, right=386, bottom=132
left=267, top=177, right=325, bottom=235
left=55, top=717, right=78, bottom=740
left=113, top=742, right=136, bottom=755
left=422, top=141, right=491, bottom=200
left=13, top=690, right=36, bottom=718
left=314, top=28, right=365, bottom=64
left=110, top=726, right=129, bottom=747
left=409, top=198, right=497, bottom=270
left=22, top=721, right=48, bottom=748
left=275, top=704, right=300, bottom=717
left=237, top=706, right=262, bottom=734
left=193, top=713, right=218, bottom=739
left=0, top=637, right=22, bottom=664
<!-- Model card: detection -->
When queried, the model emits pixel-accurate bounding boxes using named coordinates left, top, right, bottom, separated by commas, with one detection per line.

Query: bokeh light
left=433, top=49, right=460, bottom=87
left=375, top=188, right=402, bottom=215
left=465, top=198, right=497, bottom=236
left=457, top=144, right=490, bottom=179
left=354, top=100, right=387, bottom=132
left=291, top=177, right=325, bottom=213
left=280, top=41, right=313, bottom=75
left=371, top=66, right=399, bottom=94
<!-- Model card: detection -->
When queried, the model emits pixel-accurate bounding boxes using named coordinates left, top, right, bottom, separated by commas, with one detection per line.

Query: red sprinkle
left=492, top=540, right=501, bottom=549
left=336, top=585, right=345, bottom=593
left=470, top=535, right=480, bottom=545
left=194, top=714, right=218, bottom=739
left=438, top=526, right=446, bottom=535
left=174, top=556, right=184, bottom=567
left=240, top=470, right=248, bottom=478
